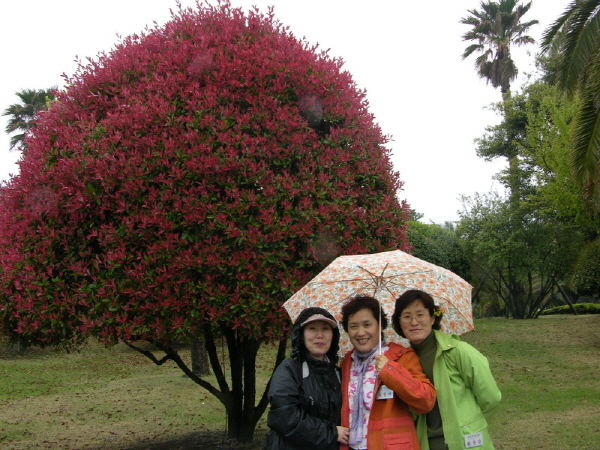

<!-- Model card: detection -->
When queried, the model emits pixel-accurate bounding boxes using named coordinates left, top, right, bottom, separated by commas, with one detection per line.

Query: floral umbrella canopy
left=283, top=250, right=473, bottom=354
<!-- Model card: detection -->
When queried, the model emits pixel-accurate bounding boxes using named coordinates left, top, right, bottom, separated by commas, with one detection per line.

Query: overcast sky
left=0, top=0, right=569, bottom=223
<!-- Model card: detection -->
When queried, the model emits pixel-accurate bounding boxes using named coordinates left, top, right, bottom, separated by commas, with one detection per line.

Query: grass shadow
left=84, top=430, right=265, bottom=450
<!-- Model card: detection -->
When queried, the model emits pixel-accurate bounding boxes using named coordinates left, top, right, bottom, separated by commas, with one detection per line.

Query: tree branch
left=124, top=340, right=226, bottom=405
left=162, top=346, right=226, bottom=404
left=123, top=341, right=172, bottom=365
left=203, top=321, right=230, bottom=395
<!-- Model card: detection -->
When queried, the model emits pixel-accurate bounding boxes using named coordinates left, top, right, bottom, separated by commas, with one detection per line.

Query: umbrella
left=283, top=250, right=473, bottom=354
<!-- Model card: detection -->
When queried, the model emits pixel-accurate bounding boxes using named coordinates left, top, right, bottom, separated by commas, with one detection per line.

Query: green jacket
left=415, top=330, right=501, bottom=450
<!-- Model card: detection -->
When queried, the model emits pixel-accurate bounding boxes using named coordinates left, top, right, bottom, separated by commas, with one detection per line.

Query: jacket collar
left=384, top=341, right=410, bottom=359
left=343, top=341, right=412, bottom=360
left=433, top=329, right=460, bottom=352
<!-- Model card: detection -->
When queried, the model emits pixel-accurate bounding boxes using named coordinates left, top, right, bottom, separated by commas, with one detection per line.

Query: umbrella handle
left=379, top=304, right=382, bottom=355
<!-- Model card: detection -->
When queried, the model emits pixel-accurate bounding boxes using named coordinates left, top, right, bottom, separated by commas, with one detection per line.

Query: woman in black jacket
left=264, top=307, right=349, bottom=449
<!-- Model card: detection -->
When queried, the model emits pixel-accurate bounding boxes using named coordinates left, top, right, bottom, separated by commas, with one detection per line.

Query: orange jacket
left=340, top=342, right=436, bottom=450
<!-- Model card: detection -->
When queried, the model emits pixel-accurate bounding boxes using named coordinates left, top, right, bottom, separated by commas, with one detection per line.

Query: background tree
left=0, top=2, right=409, bottom=443
left=457, top=191, right=584, bottom=318
left=407, top=220, right=470, bottom=281
left=519, top=73, right=591, bottom=225
left=461, top=0, right=538, bottom=207
left=459, top=55, right=594, bottom=317
left=473, top=93, right=533, bottom=202
left=475, top=60, right=587, bottom=221
left=541, top=0, right=600, bottom=214
left=571, top=236, right=600, bottom=298
left=3, top=87, right=57, bottom=152
left=461, top=0, right=538, bottom=101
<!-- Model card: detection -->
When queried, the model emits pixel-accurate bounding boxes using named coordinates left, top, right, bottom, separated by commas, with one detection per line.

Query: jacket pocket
left=383, top=432, right=415, bottom=450
left=460, top=415, right=487, bottom=435
left=299, top=394, right=322, bottom=417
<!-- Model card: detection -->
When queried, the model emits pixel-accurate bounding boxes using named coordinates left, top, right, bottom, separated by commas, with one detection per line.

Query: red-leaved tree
left=0, top=1, right=410, bottom=442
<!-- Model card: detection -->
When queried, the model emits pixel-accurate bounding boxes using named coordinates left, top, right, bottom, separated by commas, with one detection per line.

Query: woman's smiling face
left=347, top=308, right=381, bottom=353
left=303, top=320, right=333, bottom=360
left=399, top=300, right=435, bottom=344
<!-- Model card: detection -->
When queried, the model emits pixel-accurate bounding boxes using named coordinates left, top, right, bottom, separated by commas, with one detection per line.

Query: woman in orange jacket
left=340, top=296, right=436, bottom=450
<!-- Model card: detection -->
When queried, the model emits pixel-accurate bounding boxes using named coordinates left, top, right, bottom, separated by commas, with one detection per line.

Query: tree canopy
left=459, top=56, right=592, bottom=318
left=461, top=0, right=538, bottom=100
left=407, top=220, right=470, bottom=282
left=457, top=191, right=584, bottom=318
left=475, top=57, right=593, bottom=225
left=541, top=0, right=600, bottom=214
left=0, top=2, right=409, bottom=441
left=571, top=236, right=600, bottom=297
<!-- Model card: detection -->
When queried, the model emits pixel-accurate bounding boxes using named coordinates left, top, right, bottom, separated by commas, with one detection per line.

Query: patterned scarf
left=348, top=346, right=378, bottom=448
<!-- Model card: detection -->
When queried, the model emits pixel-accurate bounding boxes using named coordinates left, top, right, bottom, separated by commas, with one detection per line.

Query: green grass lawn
left=1, top=314, right=599, bottom=449
left=462, top=314, right=600, bottom=450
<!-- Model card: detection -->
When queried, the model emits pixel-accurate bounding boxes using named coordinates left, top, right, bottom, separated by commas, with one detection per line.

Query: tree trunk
left=226, top=405, right=261, bottom=443
left=554, top=277, right=578, bottom=315
left=221, top=334, right=288, bottom=444
left=501, top=89, right=522, bottom=210
left=130, top=329, right=289, bottom=445
left=471, top=275, right=487, bottom=303
left=507, top=154, right=520, bottom=209
left=16, top=340, right=26, bottom=354
left=190, top=338, right=211, bottom=376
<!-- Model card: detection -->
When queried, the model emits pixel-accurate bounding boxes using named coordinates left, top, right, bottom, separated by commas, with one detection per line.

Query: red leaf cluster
left=0, top=1, right=410, bottom=348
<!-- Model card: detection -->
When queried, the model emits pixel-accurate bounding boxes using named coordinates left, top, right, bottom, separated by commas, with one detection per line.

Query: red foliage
left=0, top=1, right=409, bottom=348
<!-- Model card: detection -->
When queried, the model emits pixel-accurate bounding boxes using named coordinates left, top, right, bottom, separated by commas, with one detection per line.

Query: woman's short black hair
left=391, top=289, right=442, bottom=338
left=341, top=295, right=387, bottom=336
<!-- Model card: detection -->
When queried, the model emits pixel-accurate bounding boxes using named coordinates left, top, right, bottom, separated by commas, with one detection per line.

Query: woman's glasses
left=400, top=313, right=431, bottom=324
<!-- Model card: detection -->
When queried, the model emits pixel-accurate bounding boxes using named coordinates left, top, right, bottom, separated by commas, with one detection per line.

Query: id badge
left=464, top=432, right=483, bottom=448
left=376, top=384, right=394, bottom=400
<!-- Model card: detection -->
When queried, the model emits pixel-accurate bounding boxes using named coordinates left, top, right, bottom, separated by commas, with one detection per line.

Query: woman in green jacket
left=392, top=289, right=501, bottom=450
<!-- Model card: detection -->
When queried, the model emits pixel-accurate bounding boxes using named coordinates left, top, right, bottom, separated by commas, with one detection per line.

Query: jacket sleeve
left=266, top=359, right=339, bottom=449
left=378, top=350, right=437, bottom=414
left=453, top=341, right=502, bottom=421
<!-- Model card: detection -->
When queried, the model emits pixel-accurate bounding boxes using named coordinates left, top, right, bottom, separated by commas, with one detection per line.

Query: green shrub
left=571, top=238, right=600, bottom=296
left=540, top=303, right=600, bottom=315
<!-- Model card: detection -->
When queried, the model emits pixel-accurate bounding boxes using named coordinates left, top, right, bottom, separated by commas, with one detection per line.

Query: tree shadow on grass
left=87, top=431, right=265, bottom=450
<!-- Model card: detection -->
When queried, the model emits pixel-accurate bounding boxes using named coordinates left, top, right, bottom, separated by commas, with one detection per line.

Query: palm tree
left=461, top=0, right=538, bottom=208
left=461, top=0, right=539, bottom=101
left=541, top=0, right=600, bottom=215
left=3, top=87, right=57, bottom=151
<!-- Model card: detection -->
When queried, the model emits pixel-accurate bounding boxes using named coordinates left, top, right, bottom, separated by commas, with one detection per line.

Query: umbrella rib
left=304, top=278, right=381, bottom=286
left=307, top=268, right=436, bottom=287
left=357, top=264, right=393, bottom=296
left=357, top=263, right=389, bottom=280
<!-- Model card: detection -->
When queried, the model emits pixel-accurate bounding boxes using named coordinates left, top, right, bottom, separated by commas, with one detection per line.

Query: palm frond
left=572, top=47, right=600, bottom=201
left=460, top=15, right=481, bottom=27
left=478, top=61, right=494, bottom=83
left=552, top=0, right=600, bottom=94
left=540, top=1, right=577, bottom=51
left=463, top=43, right=484, bottom=59
left=9, top=134, right=25, bottom=151
left=512, top=35, right=536, bottom=46
left=539, top=1, right=600, bottom=213
left=514, top=20, right=540, bottom=33
left=475, top=50, right=494, bottom=69
left=571, top=88, right=600, bottom=188
left=517, top=0, right=533, bottom=14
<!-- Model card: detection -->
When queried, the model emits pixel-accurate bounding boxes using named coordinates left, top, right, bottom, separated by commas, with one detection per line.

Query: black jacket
left=264, top=307, right=342, bottom=450
left=264, top=356, right=342, bottom=450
